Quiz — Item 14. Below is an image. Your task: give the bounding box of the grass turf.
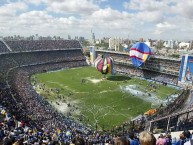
[32,66,179,130]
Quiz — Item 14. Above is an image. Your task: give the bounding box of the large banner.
[90,47,93,62]
[89,46,96,64]
[178,55,193,87]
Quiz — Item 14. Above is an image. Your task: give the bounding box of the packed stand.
[0,109,143,145]
[2,105,193,145]
[9,49,86,66]
[0,49,86,83]
[0,102,142,144]
[5,40,82,52]
[0,41,9,53]
[114,64,178,85]
[5,62,88,128]
[96,50,181,78]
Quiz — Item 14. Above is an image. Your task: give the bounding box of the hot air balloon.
[94,55,114,75]
[129,42,152,68]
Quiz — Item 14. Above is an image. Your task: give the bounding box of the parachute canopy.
[94,55,114,75]
[130,42,152,68]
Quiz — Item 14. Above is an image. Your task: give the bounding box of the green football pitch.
[31,66,180,130]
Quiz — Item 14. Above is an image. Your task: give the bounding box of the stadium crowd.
[2,104,193,145]
[0,50,86,83]
[4,40,82,52]
[114,64,178,85]
[97,51,181,78]
[0,41,9,53]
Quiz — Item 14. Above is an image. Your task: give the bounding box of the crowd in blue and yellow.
[1,104,193,145]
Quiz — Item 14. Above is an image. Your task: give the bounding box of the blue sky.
[99,0,125,10]
[0,0,193,41]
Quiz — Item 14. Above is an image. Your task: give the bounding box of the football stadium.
[0,39,193,144]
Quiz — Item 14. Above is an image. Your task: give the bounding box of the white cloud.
[18,11,53,26]
[95,0,108,4]
[0,0,193,41]
[156,22,175,29]
[154,30,163,35]
[84,7,135,32]
[59,16,80,26]
[26,0,42,5]
[45,0,99,15]
[136,11,164,22]
[91,7,124,21]
[154,21,175,36]
[171,0,193,19]
[0,1,27,16]
[124,0,167,11]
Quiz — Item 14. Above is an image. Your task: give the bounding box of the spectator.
[128,131,139,145]
[114,136,129,145]
[165,134,172,145]
[176,133,185,145]
[139,131,156,145]
[183,130,191,142]
[71,136,85,145]
[172,137,177,145]
[156,134,166,145]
